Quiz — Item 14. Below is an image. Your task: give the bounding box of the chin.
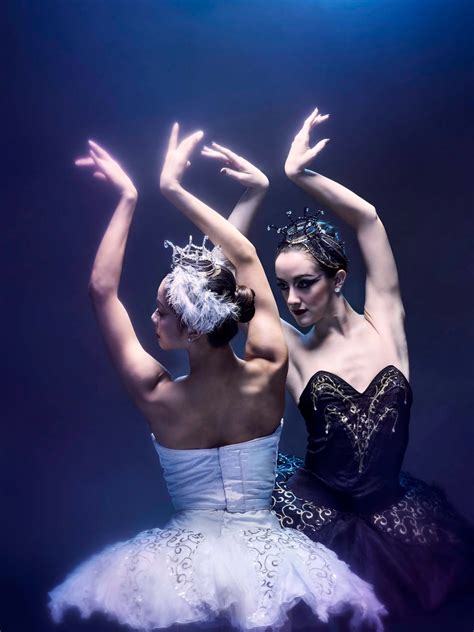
[292,313,314,328]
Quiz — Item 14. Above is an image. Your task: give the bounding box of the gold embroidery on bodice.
[310,366,409,473]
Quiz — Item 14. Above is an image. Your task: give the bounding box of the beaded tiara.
[163,236,239,335]
[268,208,346,271]
[164,235,218,276]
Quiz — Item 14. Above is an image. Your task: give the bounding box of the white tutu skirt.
[49,509,386,631]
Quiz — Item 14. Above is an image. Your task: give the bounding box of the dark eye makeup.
[296,277,320,289]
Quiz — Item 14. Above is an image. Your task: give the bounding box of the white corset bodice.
[152,422,282,512]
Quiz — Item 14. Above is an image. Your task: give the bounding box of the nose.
[287,286,300,306]
[151,310,158,325]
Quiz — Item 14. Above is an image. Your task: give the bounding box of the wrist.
[160,178,183,197]
[284,164,301,180]
[247,181,269,196]
[256,177,270,191]
[120,188,138,202]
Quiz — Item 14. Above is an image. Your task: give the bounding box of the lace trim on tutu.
[371,472,463,545]
[273,454,465,547]
[272,453,338,533]
[49,521,385,631]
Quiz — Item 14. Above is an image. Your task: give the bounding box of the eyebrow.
[156,299,167,310]
[276,274,320,282]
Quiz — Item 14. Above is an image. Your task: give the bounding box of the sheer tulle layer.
[49,510,386,631]
[273,456,474,618]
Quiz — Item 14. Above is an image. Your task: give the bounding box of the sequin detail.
[371,473,462,545]
[122,528,206,621]
[311,366,409,472]
[242,527,337,624]
[273,458,463,547]
[272,453,337,534]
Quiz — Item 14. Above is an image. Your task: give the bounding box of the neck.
[313,295,359,339]
[187,339,239,374]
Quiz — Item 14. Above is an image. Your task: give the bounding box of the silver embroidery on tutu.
[49,424,386,631]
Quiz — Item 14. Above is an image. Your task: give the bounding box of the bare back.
[138,353,286,449]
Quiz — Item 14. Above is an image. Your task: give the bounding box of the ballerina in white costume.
[49,124,385,631]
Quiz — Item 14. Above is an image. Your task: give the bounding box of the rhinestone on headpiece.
[164,235,219,275]
[268,208,346,271]
[163,236,239,335]
[268,207,325,243]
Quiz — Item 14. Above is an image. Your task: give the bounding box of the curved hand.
[75,141,137,198]
[160,123,204,191]
[201,142,269,190]
[284,107,330,178]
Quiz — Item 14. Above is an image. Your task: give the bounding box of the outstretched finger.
[311,113,330,128]
[93,172,107,180]
[167,122,179,152]
[75,157,95,167]
[88,140,112,161]
[180,130,204,156]
[303,107,320,129]
[220,167,248,183]
[201,146,230,162]
[210,142,241,165]
[309,138,330,159]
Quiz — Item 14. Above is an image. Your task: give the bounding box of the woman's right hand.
[284,107,330,179]
[201,142,269,190]
[75,141,137,199]
[160,123,204,193]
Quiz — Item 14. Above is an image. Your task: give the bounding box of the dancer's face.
[151,279,187,350]
[275,249,335,327]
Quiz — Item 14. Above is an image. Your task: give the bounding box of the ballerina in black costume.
[202,108,474,619]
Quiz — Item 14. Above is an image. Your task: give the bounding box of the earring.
[335,287,341,294]
[187,337,193,343]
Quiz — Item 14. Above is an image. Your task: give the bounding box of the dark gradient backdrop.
[3,1,473,631]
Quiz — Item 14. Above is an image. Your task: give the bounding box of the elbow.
[237,241,257,264]
[358,204,379,227]
[88,276,116,301]
[369,205,378,222]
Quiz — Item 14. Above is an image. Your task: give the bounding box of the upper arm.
[357,213,404,319]
[235,251,288,368]
[90,291,170,401]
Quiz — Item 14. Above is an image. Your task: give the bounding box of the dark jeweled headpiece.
[268,208,347,272]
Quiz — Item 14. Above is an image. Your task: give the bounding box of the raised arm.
[159,124,287,367]
[284,108,403,321]
[77,141,169,404]
[201,142,268,235]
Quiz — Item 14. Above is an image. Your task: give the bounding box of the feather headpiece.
[164,236,239,334]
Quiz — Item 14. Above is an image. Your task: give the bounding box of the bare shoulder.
[135,372,181,417]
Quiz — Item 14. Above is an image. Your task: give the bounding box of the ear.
[186,330,202,343]
[334,269,347,294]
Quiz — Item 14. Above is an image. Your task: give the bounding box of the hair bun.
[234,285,256,323]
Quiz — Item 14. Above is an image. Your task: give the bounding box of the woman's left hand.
[284,107,330,178]
[160,123,204,192]
[201,142,269,190]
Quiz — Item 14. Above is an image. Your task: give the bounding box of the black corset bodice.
[274,364,474,617]
[297,365,412,512]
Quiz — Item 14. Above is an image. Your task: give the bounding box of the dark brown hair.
[206,265,255,347]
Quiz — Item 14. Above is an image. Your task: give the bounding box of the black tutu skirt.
[272,454,474,619]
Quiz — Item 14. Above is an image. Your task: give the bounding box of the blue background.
[3,1,473,630]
